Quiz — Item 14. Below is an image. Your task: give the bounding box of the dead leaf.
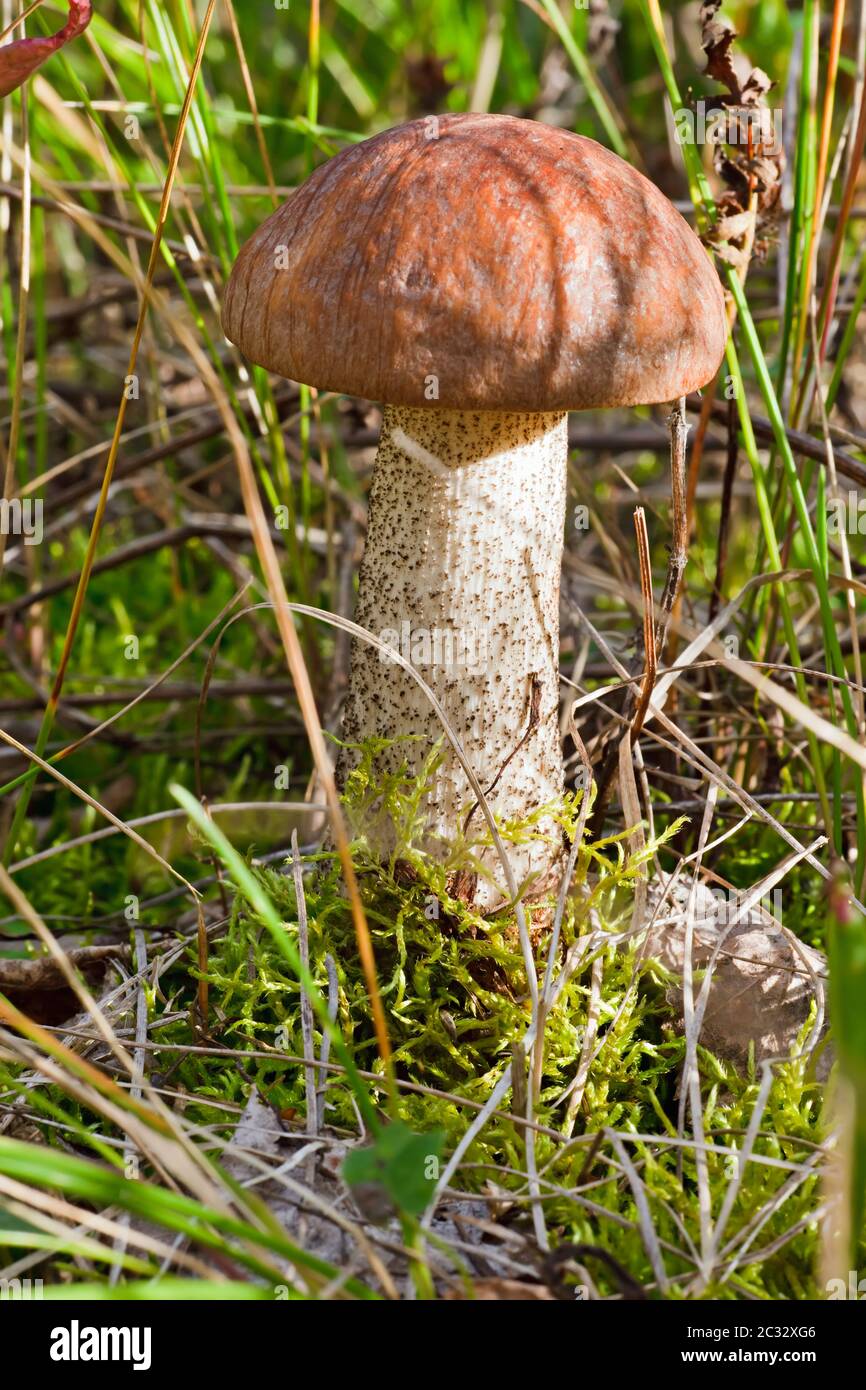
[588,0,619,62]
[0,2,92,100]
[700,2,740,100]
[644,879,830,1077]
[713,209,757,243]
[223,1089,498,1293]
[0,943,128,991]
[697,0,784,258]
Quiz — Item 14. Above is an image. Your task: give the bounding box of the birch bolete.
[223,113,727,909]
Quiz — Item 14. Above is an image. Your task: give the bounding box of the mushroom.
[223,113,727,910]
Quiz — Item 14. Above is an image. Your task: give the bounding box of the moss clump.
[157,741,844,1297]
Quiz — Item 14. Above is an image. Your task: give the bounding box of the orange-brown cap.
[223,114,727,412]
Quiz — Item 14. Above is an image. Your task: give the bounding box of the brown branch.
[687,393,866,490]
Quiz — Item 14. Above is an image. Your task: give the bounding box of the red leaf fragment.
[0,1,92,100]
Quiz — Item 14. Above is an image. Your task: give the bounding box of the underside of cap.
[223,113,728,412]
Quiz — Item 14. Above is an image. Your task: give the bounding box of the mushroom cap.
[223,113,727,412]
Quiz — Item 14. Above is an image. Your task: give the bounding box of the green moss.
[1,743,852,1297]
[158,742,846,1297]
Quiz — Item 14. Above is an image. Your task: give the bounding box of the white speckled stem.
[337,406,567,910]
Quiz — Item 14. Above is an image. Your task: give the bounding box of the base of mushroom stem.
[389,850,565,937]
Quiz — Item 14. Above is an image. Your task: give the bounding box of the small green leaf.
[343,1122,445,1219]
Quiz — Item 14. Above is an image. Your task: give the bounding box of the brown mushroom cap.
[223,113,727,412]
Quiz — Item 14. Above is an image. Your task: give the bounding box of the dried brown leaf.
[645,883,830,1077]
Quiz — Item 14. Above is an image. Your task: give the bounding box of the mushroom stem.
[336,405,567,910]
